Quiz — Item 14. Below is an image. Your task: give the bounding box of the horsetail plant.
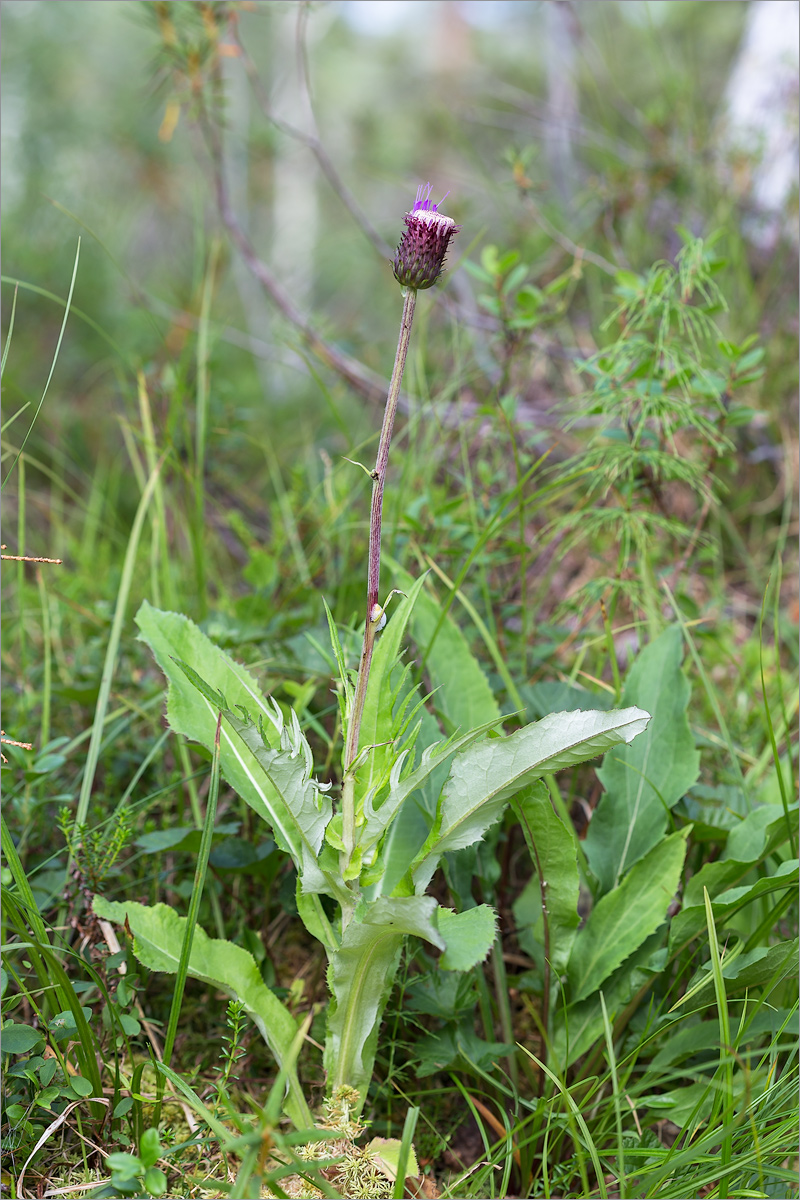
[94,187,651,1182]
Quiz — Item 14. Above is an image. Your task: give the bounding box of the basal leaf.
[324,896,444,1108]
[567,827,689,1003]
[552,933,663,1070]
[585,626,699,893]
[92,896,311,1128]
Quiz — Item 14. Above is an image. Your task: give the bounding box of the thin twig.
[230,11,392,258]
[197,73,388,407]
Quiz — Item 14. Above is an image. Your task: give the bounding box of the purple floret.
[394,183,459,290]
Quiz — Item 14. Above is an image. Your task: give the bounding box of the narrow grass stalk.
[704,887,734,1199]
[519,1045,608,1200]
[662,580,751,805]
[758,570,797,857]
[419,551,526,713]
[2,238,80,489]
[153,712,223,1126]
[0,280,18,376]
[137,369,176,611]
[341,286,417,879]
[35,567,52,748]
[69,458,165,858]
[491,936,519,1091]
[392,1105,420,1199]
[16,451,28,710]
[192,239,221,620]
[600,990,627,1200]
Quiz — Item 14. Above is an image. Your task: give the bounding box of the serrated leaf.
[568,828,689,1003]
[365,1137,419,1183]
[679,937,798,1011]
[585,627,699,893]
[414,1021,515,1078]
[362,718,503,858]
[552,932,664,1070]
[220,706,339,899]
[135,604,297,852]
[437,905,497,971]
[92,897,311,1128]
[376,703,448,898]
[411,707,650,892]
[356,573,430,805]
[325,896,444,1107]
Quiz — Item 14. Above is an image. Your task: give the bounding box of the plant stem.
[341,287,417,873]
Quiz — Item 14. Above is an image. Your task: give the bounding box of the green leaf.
[106,1153,143,1178]
[219,706,338,899]
[136,603,336,884]
[356,572,430,804]
[68,1075,95,1098]
[638,1081,715,1126]
[365,1137,419,1183]
[711,859,799,918]
[552,933,663,1069]
[92,897,312,1129]
[1,1024,45,1054]
[388,563,501,733]
[376,702,449,899]
[144,1167,168,1197]
[437,906,497,971]
[512,781,580,980]
[325,896,444,1106]
[411,707,651,891]
[362,718,504,859]
[585,627,699,893]
[135,822,240,854]
[568,828,690,1003]
[414,1021,515,1078]
[682,938,798,1009]
[139,1128,162,1170]
[669,805,799,950]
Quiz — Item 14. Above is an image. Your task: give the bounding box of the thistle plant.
[93,185,651,1153]
[341,183,459,904]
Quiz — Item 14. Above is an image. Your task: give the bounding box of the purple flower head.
[393,182,460,290]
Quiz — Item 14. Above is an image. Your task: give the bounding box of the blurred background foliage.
[3,0,796,513]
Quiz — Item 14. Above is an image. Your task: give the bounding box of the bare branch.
[230,11,393,259]
[196,64,388,407]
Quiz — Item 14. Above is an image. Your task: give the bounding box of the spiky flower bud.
[392,182,459,290]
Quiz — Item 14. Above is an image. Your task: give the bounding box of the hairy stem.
[340,287,417,874]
